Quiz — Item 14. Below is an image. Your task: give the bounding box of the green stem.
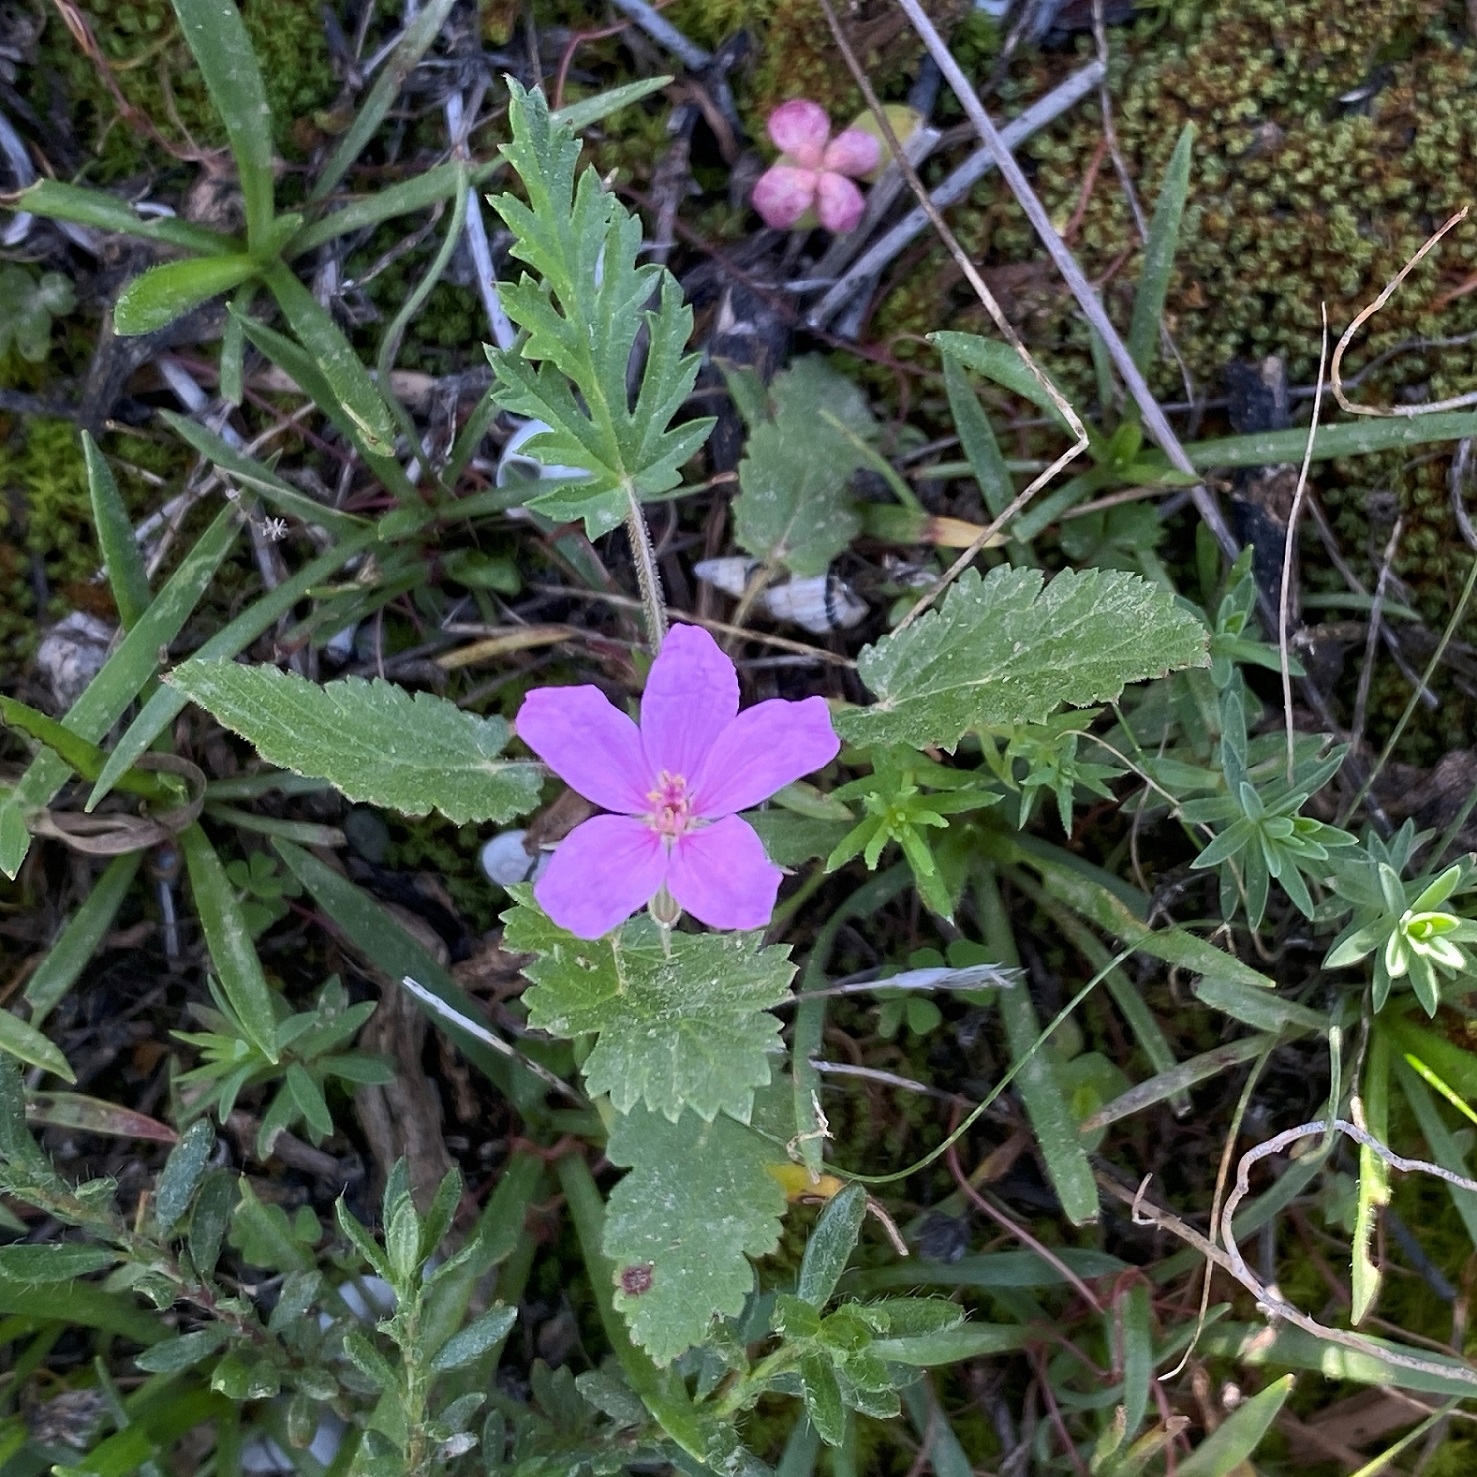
[623,482,667,652]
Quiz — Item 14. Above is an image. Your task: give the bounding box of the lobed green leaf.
[506,900,794,1123]
[603,1105,787,1365]
[732,357,874,576]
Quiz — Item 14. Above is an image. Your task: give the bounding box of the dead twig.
[1280,308,1328,780]
[1331,209,1474,418]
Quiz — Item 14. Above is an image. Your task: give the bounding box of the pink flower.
[751,99,882,234]
[516,625,839,939]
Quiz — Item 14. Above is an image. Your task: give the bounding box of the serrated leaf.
[603,1106,786,1365]
[838,566,1208,749]
[485,81,714,538]
[732,357,874,577]
[168,661,541,824]
[505,902,794,1123]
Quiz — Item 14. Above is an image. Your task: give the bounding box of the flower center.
[646,771,694,838]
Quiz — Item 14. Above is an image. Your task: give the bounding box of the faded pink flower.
[751,98,882,234]
[516,625,839,938]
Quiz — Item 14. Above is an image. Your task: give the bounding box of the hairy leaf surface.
[505,902,793,1123]
[838,566,1207,749]
[733,357,874,576]
[170,661,541,823]
[603,1105,786,1365]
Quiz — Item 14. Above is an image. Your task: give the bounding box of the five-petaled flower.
[516,625,839,938]
[751,99,881,234]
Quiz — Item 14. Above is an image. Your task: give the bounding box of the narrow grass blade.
[234,304,415,500]
[0,697,168,798]
[169,0,275,248]
[179,823,279,1063]
[311,0,461,201]
[0,1010,74,1084]
[158,411,368,536]
[83,433,150,630]
[291,161,498,255]
[900,1382,972,1477]
[1392,1057,1477,1248]
[1172,410,1477,473]
[0,501,241,878]
[941,348,1014,521]
[1174,1374,1292,1477]
[1126,124,1193,377]
[1191,974,1329,1034]
[1080,1036,1271,1133]
[260,263,398,458]
[551,76,673,134]
[978,868,1098,1225]
[1118,1280,1153,1440]
[24,854,141,1026]
[13,180,237,254]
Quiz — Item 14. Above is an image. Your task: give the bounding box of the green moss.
[384,815,504,936]
[24,0,336,183]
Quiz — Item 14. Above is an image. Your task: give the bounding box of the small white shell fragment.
[480,828,540,886]
[495,419,589,488]
[763,574,867,634]
[693,560,868,635]
[36,611,115,711]
[692,556,759,598]
[324,623,358,665]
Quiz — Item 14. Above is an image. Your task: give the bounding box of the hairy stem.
[624,482,667,651]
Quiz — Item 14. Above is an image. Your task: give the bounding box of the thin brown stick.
[946,1128,1105,1315]
[1280,308,1328,781]
[1102,1163,1477,1391]
[1350,518,1405,761]
[892,0,1243,567]
[1331,209,1473,417]
[814,0,1089,629]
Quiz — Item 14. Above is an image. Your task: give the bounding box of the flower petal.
[815,172,866,233]
[692,696,840,817]
[767,99,830,169]
[666,815,782,931]
[752,165,818,230]
[533,815,666,938]
[822,128,881,179]
[516,686,650,813]
[641,624,738,783]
